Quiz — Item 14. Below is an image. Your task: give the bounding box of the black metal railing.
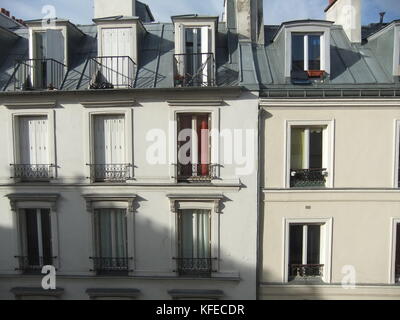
[90,257,132,275]
[290,168,327,188]
[87,56,136,89]
[15,256,56,273]
[11,164,55,181]
[87,164,132,183]
[13,58,66,91]
[173,258,215,277]
[173,53,215,87]
[177,163,217,182]
[289,264,324,279]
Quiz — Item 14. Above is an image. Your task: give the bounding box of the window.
[89,114,131,182]
[92,208,129,275]
[289,224,323,280]
[16,208,54,273]
[12,116,54,181]
[176,209,212,277]
[290,126,328,188]
[395,223,400,283]
[177,113,215,182]
[291,33,322,73]
[284,218,332,283]
[391,219,400,283]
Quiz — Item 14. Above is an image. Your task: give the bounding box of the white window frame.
[83,108,134,181]
[282,24,331,78]
[9,110,56,180]
[291,32,323,71]
[389,218,400,284]
[167,195,223,276]
[83,195,136,275]
[169,106,220,182]
[283,217,333,283]
[284,120,335,188]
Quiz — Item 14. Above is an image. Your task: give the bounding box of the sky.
[1,0,399,26]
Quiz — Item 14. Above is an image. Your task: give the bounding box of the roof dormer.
[273,20,333,83]
[172,15,218,87]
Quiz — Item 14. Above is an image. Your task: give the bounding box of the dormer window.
[172,16,218,87]
[292,33,322,77]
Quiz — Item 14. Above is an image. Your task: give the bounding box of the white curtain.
[181,209,210,259]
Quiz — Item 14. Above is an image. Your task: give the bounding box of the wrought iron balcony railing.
[87,164,132,183]
[177,163,217,182]
[173,53,216,87]
[289,264,324,279]
[12,58,66,91]
[11,164,55,182]
[15,256,56,273]
[173,257,216,277]
[85,56,136,89]
[290,168,328,188]
[90,257,132,275]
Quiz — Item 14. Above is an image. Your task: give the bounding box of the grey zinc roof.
[0,15,399,93]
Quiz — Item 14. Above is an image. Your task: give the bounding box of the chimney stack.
[94,0,136,19]
[325,0,361,43]
[227,0,264,44]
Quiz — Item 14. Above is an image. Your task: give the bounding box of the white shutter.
[19,116,48,165]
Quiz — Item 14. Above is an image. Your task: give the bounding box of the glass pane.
[25,209,39,265]
[291,128,305,170]
[396,224,400,280]
[292,34,304,71]
[114,209,127,258]
[307,225,321,264]
[180,209,210,259]
[40,209,52,263]
[309,128,323,169]
[98,209,112,257]
[308,35,321,70]
[289,225,303,266]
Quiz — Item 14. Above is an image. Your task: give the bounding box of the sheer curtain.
[181,209,210,259]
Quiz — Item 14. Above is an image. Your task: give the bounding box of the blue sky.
[1,0,399,25]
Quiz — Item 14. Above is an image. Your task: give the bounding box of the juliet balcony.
[173,53,215,87]
[15,256,57,274]
[10,58,66,91]
[290,168,328,188]
[89,257,132,275]
[11,164,55,182]
[87,163,132,183]
[176,163,217,183]
[82,56,136,89]
[289,264,324,280]
[173,257,216,277]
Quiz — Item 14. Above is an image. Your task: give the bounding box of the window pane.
[114,209,127,258]
[180,209,210,259]
[309,128,323,169]
[40,209,52,262]
[307,225,321,264]
[98,209,113,257]
[396,223,400,280]
[25,209,39,265]
[291,128,305,169]
[292,34,304,71]
[289,225,303,266]
[308,35,321,70]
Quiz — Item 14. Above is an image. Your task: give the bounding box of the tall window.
[177,209,211,276]
[17,208,53,272]
[13,116,53,181]
[177,113,214,182]
[395,223,400,282]
[289,224,323,280]
[92,208,128,274]
[291,33,321,72]
[90,115,130,182]
[290,126,327,188]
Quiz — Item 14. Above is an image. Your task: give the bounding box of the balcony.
[85,56,136,89]
[15,256,56,274]
[177,163,217,183]
[173,53,215,87]
[87,164,132,183]
[173,258,216,277]
[289,264,324,280]
[12,59,66,91]
[11,164,55,182]
[90,257,132,275]
[290,168,327,188]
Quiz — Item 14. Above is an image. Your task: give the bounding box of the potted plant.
[174,74,185,87]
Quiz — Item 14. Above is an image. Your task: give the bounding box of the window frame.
[389,218,400,284]
[393,120,400,188]
[291,32,323,72]
[283,217,333,283]
[285,120,335,188]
